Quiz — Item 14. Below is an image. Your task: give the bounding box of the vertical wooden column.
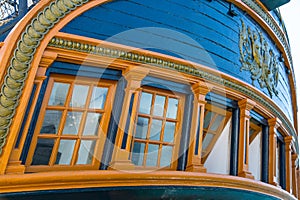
[284,136,292,192]
[291,154,298,198]
[5,51,56,174]
[237,99,255,179]
[268,118,281,186]
[186,81,211,172]
[109,67,149,170]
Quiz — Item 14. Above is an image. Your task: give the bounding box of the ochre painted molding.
[46,33,298,155]
[0,0,298,176]
[0,170,296,199]
[0,0,115,175]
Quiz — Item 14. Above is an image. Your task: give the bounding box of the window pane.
[249,128,255,138]
[32,139,55,165]
[77,140,96,165]
[153,95,165,117]
[83,113,102,136]
[70,85,89,108]
[146,144,159,166]
[48,82,70,106]
[166,98,178,119]
[139,92,152,114]
[149,119,162,141]
[40,110,62,134]
[55,139,76,165]
[210,115,224,131]
[135,117,149,139]
[89,87,108,109]
[132,142,145,166]
[160,146,173,167]
[203,111,214,129]
[62,112,83,135]
[202,133,214,150]
[163,122,175,142]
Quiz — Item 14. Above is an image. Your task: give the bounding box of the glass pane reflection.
[210,115,224,131]
[55,140,76,165]
[203,111,214,129]
[146,144,159,166]
[40,110,62,134]
[153,95,165,116]
[149,119,162,141]
[160,146,173,167]
[202,133,214,150]
[139,92,152,114]
[89,87,108,109]
[77,140,96,164]
[163,122,175,142]
[83,113,102,136]
[32,138,55,165]
[135,117,149,139]
[132,142,145,166]
[166,98,178,119]
[70,85,89,107]
[48,82,70,106]
[62,112,83,135]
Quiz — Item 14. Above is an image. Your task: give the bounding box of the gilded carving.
[239,20,279,97]
[0,0,89,155]
[0,0,297,157]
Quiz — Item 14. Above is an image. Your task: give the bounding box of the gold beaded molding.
[0,0,89,155]
[0,0,298,157]
[48,36,298,153]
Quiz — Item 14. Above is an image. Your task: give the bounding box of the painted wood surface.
[60,0,294,123]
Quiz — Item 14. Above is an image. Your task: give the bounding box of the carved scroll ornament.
[239,20,279,97]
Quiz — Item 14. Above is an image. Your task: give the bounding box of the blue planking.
[60,0,294,123]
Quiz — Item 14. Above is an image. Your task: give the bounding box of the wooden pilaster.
[291,153,298,197]
[186,81,212,172]
[5,51,56,174]
[284,136,292,192]
[268,118,282,186]
[237,99,255,179]
[109,67,149,170]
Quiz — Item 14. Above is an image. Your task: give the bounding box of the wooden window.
[249,122,262,144]
[201,104,231,162]
[248,121,263,180]
[130,87,184,169]
[276,136,286,188]
[25,74,115,172]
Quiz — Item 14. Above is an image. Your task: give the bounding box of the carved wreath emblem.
[239,20,279,97]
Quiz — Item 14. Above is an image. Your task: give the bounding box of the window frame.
[201,103,232,163]
[25,74,116,172]
[129,86,185,170]
[249,122,262,144]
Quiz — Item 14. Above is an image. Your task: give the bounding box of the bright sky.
[280,1,300,130]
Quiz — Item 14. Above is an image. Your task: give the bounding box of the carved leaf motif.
[239,19,279,98]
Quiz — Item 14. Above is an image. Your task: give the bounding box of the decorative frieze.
[47,37,298,155]
[0,0,89,156]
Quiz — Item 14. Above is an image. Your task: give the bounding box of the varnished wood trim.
[47,33,298,152]
[0,171,296,200]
